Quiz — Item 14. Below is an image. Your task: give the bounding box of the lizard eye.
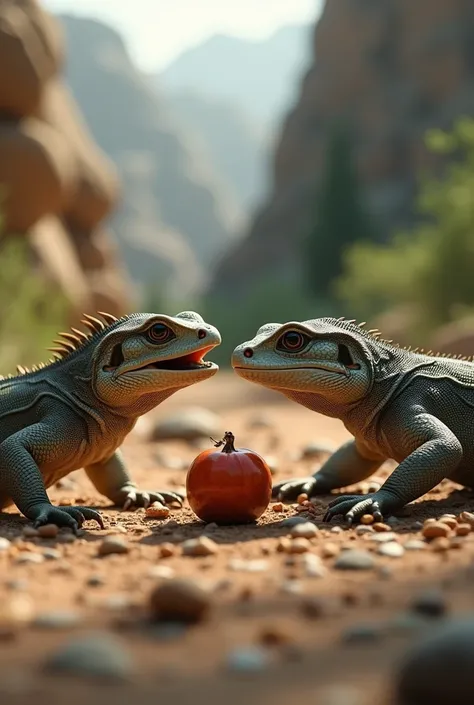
[147,323,174,345]
[276,330,310,353]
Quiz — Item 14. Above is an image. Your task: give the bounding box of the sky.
[43,0,323,73]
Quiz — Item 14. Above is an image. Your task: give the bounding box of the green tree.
[304,121,376,300]
[336,117,474,337]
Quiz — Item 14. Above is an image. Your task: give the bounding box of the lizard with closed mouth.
[232,317,474,523]
[0,310,221,532]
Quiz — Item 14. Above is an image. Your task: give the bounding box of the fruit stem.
[210,431,236,453]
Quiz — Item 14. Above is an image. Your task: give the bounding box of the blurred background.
[1,0,474,372]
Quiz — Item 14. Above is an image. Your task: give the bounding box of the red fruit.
[186,431,272,524]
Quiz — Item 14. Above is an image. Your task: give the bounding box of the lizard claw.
[272,476,328,501]
[119,487,184,510]
[30,504,104,531]
[323,491,397,524]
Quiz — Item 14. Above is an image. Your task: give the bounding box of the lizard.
[231,316,474,524]
[0,310,221,532]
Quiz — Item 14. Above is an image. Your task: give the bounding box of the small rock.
[300,597,328,619]
[57,533,76,544]
[149,578,211,623]
[341,623,383,643]
[203,522,219,531]
[181,537,218,557]
[5,579,29,592]
[271,502,284,513]
[0,595,35,628]
[373,522,391,532]
[87,574,106,587]
[228,559,269,572]
[14,552,44,565]
[145,502,170,519]
[150,407,222,442]
[42,548,61,561]
[290,522,318,538]
[377,542,405,558]
[98,537,130,556]
[147,565,175,580]
[280,579,303,594]
[422,521,451,539]
[297,493,309,504]
[22,527,38,538]
[360,514,374,525]
[281,516,307,527]
[300,441,335,460]
[258,624,294,647]
[45,632,133,680]
[226,646,270,673]
[0,537,11,551]
[286,538,310,554]
[321,542,339,558]
[394,618,474,704]
[459,511,474,527]
[456,523,471,536]
[431,537,451,552]
[303,554,327,578]
[37,524,59,539]
[158,543,176,558]
[33,611,81,630]
[410,589,447,618]
[104,594,133,611]
[330,526,343,534]
[386,516,400,526]
[355,525,374,535]
[369,531,397,543]
[335,550,375,571]
[438,515,457,530]
[404,539,427,551]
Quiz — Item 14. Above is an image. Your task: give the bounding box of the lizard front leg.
[85,449,184,510]
[0,426,104,532]
[272,439,387,501]
[324,413,463,523]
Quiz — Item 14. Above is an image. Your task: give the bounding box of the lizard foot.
[30,504,104,533]
[116,485,185,511]
[323,490,400,524]
[272,476,330,501]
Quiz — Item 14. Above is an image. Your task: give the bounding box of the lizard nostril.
[197,329,207,339]
[243,347,254,358]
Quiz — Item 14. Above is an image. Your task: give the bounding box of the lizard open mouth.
[104,345,216,374]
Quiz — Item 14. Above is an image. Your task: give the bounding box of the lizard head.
[92,311,221,411]
[232,318,376,413]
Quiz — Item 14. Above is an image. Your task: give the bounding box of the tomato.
[186,431,272,524]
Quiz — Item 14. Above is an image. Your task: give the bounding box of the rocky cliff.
[211,0,474,298]
[0,0,130,317]
[58,15,241,299]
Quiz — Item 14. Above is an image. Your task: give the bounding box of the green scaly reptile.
[232,317,474,523]
[0,311,220,531]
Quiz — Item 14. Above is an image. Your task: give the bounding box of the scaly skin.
[0,311,221,532]
[232,317,474,523]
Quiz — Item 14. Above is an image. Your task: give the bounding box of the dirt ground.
[0,372,473,705]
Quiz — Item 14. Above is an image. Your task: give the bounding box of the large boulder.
[0,0,64,117]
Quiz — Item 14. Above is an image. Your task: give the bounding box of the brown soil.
[1,372,473,705]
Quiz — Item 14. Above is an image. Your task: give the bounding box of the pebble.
[459,511,474,527]
[87,574,106,587]
[225,646,270,673]
[22,527,38,538]
[290,522,318,538]
[360,514,374,525]
[37,524,59,539]
[330,525,343,534]
[33,611,82,630]
[0,537,11,551]
[98,536,130,556]
[104,594,132,611]
[422,521,450,539]
[5,579,29,592]
[158,543,176,558]
[57,533,76,544]
[297,493,308,505]
[404,539,426,551]
[377,542,405,558]
[286,538,311,554]
[355,525,373,535]
[321,542,339,558]
[149,578,211,623]
[410,589,447,618]
[369,532,397,543]
[373,522,391,532]
[303,554,327,578]
[395,618,474,704]
[145,503,170,519]
[147,565,176,580]
[14,552,44,565]
[181,536,218,557]
[271,502,284,512]
[300,441,335,460]
[439,515,457,530]
[341,623,383,643]
[150,407,222,441]
[456,523,471,536]
[335,550,375,571]
[300,597,328,619]
[44,632,134,680]
[228,559,269,572]
[42,548,61,561]
[0,595,35,628]
[431,537,451,552]
[281,516,307,527]
[280,580,303,594]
